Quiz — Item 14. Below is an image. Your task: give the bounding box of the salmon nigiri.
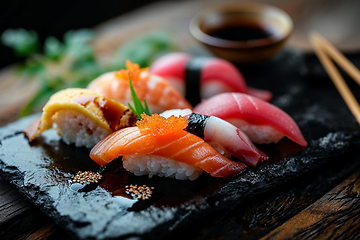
[90,114,247,180]
[149,52,272,105]
[193,93,308,147]
[87,60,192,113]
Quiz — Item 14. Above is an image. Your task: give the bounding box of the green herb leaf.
[64,29,95,59]
[64,29,94,46]
[1,29,39,56]
[4,28,177,117]
[128,74,151,119]
[44,36,64,60]
[143,99,151,116]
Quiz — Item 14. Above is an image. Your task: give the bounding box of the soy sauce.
[210,25,273,41]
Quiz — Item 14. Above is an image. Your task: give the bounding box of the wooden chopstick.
[309,32,360,124]
[313,33,360,85]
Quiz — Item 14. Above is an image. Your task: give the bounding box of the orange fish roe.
[115,60,149,81]
[137,113,188,136]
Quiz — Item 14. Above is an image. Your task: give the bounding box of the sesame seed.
[124,184,154,200]
[72,171,102,185]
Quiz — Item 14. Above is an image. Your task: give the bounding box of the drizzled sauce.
[67,139,304,211]
[68,158,223,211]
[96,98,126,131]
[71,93,137,131]
[69,160,160,210]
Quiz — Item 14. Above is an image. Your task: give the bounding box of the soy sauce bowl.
[189,2,293,64]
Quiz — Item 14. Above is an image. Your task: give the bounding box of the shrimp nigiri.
[149,52,272,105]
[87,60,192,113]
[90,114,247,180]
[193,93,308,147]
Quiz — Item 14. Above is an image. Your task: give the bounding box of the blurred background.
[1,0,360,68]
[0,0,360,123]
[0,0,169,69]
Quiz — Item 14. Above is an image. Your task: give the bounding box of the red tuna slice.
[193,93,308,147]
[149,52,272,102]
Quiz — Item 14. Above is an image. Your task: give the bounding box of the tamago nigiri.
[87,60,192,113]
[23,88,137,148]
[194,93,308,147]
[90,114,247,180]
[149,52,273,105]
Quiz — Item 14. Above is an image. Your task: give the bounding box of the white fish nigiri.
[193,93,308,147]
[160,109,269,167]
[186,113,268,167]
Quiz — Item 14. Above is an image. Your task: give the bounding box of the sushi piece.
[193,93,308,147]
[149,52,272,105]
[90,114,247,180]
[159,109,268,166]
[186,113,268,167]
[87,60,192,113]
[23,88,137,148]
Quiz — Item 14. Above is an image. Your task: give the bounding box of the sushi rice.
[228,119,284,144]
[123,154,203,181]
[54,110,111,148]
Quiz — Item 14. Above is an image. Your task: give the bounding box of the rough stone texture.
[1,49,360,240]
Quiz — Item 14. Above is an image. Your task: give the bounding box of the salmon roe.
[137,113,188,136]
[115,60,148,81]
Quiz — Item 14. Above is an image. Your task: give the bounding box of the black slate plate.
[1,48,360,240]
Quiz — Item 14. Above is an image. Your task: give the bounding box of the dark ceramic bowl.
[189,2,293,64]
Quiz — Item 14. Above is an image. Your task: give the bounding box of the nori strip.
[184,57,208,106]
[186,113,210,139]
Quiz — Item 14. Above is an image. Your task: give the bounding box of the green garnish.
[1,29,175,116]
[1,29,39,56]
[128,74,151,119]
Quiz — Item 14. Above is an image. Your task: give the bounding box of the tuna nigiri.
[87,60,192,113]
[193,93,308,147]
[23,88,137,148]
[90,114,247,180]
[149,52,272,105]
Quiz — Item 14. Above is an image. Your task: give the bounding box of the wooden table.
[1,1,360,239]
